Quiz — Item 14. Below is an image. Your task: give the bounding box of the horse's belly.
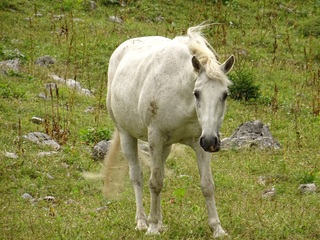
[110,96,148,140]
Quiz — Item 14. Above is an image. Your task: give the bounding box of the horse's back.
[108,36,170,81]
[107,35,197,141]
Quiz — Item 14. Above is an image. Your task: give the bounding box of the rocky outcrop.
[221,120,281,150]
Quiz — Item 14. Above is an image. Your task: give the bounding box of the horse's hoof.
[213,226,228,239]
[135,220,148,231]
[145,224,160,235]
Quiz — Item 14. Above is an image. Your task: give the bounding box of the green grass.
[1,0,320,239]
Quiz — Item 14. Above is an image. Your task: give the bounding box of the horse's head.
[192,55,235,152]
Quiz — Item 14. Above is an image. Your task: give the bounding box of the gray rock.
[38,151,58,157]
[21,193,34,200]
[298,183,317,194]
[23,132,61,150]
[96,206,108,212]
[85,106,95,114]
[221,120,281,150]
[66,79,82,91]
[38,92,51,100]
[90,1,97,10]
[45,83,58,91]
[81,88,92,96]
[155,16,165,22]
[109,16,123,24]
[35,55,55,66]
[34,12,43,17]
[49,74,65,83]
[53,14,64,20]
[0,59,20,74]
[92,140,111,161]
[49,74,92,96]
[262,187,276,199]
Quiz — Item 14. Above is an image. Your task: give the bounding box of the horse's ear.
[221,55,235,74]
[192,56,202,72]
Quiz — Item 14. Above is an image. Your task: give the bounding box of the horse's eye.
[193,90,200,99]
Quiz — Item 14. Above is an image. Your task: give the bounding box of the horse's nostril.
[200,136,206,149]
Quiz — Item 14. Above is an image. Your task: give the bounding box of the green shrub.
[299,17,320,37]
[229,70,260,101]
[0,83,26,99]
[79,128,112,145]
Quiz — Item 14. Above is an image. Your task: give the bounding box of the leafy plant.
[229,70,260,101]
[80,128,112,145]
[1,48,26,61]
[0,83,26,99]
[299,17,320,37]
[299,169,320,184]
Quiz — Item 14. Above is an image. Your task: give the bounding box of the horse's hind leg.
[119,131,147,230]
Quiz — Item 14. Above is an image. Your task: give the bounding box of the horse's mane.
[187,24,231,85]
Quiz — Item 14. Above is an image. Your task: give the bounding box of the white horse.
[104,24,235,238]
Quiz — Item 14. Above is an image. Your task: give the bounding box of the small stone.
[31,116,44,124]
[38,92,50,100]
[53,14,64,20]
[34,12,43,17]
[90,1,97,10]
[38,151,58,157]
[65,199,78,204]
[85,106,94,114]
[5,151,18,159]
[96,206,108,212]
[62,162,70,168]
[109,16,123,24]
[262,187,276,199]
[21,193,33,200]
[233,48,249,56]
[42,196,56,202]
[81,88,92,96]
[155,16,164,22]
[73,18,84,22]
[46,173,55,179]
[298,183,317,194]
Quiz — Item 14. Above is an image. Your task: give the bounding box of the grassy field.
[1,0,320,239]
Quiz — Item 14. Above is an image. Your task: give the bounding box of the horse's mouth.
[208,145,221,152]
[201,144,221,153]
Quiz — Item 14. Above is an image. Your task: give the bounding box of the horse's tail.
[102,130,127,197]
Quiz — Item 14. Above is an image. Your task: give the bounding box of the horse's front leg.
[146,134,171,235]
[194,145,227,238]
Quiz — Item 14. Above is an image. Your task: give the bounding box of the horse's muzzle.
[200,135,221,152]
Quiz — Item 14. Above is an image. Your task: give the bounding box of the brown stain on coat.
[150,100,159,116]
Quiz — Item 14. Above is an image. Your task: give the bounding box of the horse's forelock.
[187,24,230,86]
